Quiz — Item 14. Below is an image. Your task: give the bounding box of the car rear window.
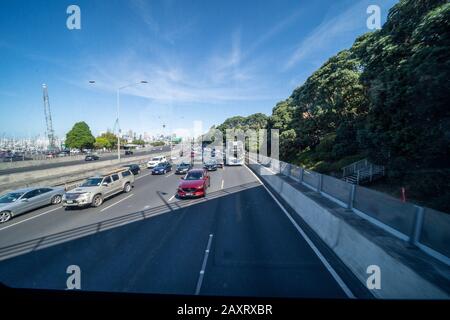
[122,171,131,177]
[112,174,120,181]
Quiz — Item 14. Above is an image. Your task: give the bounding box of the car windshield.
[0,192,24,203]
[151,157,160,161]
[80,178,103,187]
[178,163,189,168]
[155,163,166,168]
[185,172,203,180]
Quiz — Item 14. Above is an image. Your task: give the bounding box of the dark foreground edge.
[1,284,447,318]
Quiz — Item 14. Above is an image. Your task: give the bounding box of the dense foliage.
[94,131,118,149]
[65,122,95,150]
[215,0,450,211]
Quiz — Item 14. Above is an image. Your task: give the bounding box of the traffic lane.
[219,164,256,189]
[0,177,227,293]
[95,169,185,217]
[0,168,173,248]
[0,165,252,290]
[0,201,63,233]
[0,162,220,250]
[95,163,226,220]
[0,146,171,175]
[0,165,347,297]
[200,172,348,298]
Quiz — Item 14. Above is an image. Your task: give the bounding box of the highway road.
[0,146,172,175]
[0,161,362,298]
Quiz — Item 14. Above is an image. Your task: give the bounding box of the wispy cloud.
[80,49,274,104]
[284,0,372,70]
[78,4,310,106]
[130,0,196,45]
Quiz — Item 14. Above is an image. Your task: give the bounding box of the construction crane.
[42,84,56,150]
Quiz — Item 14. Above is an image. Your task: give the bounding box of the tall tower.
[42,84,56,150]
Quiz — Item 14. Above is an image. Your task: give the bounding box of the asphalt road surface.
[0,146,172,175]
[0,161,359,298]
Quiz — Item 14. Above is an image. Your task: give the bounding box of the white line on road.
[0,206,62,231]
[244,164,355,299]
[195,233,214,295]
[166,172,175,177]
[221,179,224,189]
[100,194,134,212]
[136,172,152,180]
[168,195,175,202]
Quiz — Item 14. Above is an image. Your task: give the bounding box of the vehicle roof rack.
[104,167,129,176]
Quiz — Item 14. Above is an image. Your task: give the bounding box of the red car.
[177,169,210,198]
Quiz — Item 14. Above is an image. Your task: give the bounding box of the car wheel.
[92,194,103,207]
[0,211,12,223]
[123,183,132,193]
[51,194,62,205]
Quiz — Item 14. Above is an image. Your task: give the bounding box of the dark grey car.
[0,187,65,223]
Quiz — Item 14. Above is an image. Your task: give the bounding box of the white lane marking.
[100,194,134,212]
[136,172,152,180]
[195,233,214,295]
[221,179,224,189]
[166,172,175,177]
[168,195,175,202]
[0,206,62,231]
[244,164,355,299]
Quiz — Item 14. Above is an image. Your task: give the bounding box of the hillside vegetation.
[214,0,450,212]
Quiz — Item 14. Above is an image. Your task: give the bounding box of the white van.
[147,155,167,168]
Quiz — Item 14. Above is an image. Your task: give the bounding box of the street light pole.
[89,80,148,161]
[116,89,121,160]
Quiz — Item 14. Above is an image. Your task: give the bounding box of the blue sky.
[0,0,397,139]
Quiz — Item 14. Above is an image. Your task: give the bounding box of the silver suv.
[63,168,135,209]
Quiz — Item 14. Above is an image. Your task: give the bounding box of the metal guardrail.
[249,153,450,266]
[342,158,369,177]
[342,158,385,185]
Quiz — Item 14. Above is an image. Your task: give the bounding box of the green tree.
[132,139,145,146]
[99,131,118,149]
[65,122,95,150]
[94,136,111,149]
[290,48,367,154]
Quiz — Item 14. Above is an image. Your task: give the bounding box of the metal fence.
[250,153,450,265]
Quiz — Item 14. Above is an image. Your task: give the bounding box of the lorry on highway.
[62,168,134,209]
[147,155,167,169]
[225,140,244,166]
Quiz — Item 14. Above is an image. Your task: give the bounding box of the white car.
[147,156,167,169]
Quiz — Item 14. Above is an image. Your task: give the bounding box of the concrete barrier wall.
[253,154,450,265]
[0,155,86,170]
[420,208,450,258]
[248,158,449,299]
[0,148,154,171]
[0,151,171,193]
[0,154,151,184]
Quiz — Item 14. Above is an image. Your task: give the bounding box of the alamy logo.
[66,5,81,30]
[366,265,381,290]
[66,265,81,289]
[366,5,381,30]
